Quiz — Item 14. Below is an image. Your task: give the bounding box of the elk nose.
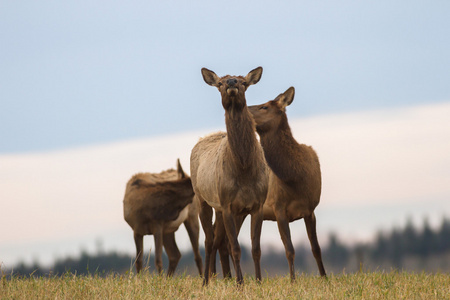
[227,78,238,87]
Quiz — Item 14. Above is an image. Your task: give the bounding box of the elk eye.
[242,81,247,86]
[217,82,223,87]
[260,106,268,110]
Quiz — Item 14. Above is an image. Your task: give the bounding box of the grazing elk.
[190,67,269,285]
[123,159,203,276]
[248,87,326,280]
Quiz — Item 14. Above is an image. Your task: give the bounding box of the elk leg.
[224,214,245,277]
[234,214,247,233]
[153,227,164,275]
[133,232,144,273]
[304,212,326,277]
[184,215,203,276]
[213,211,231,278]
[275,210,296,282]
[199,200,214,285]
[163,232,181,277]
[210,216,219,276]
[218,239,232,279]
[222,210,244,285]
[210,213,221,277]
[250,209,264,282]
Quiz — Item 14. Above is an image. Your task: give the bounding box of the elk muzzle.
[227,78,238,86]
[225,78,238,95]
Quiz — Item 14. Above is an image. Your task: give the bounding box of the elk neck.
[258,116,299,183]
[224,99,261,170]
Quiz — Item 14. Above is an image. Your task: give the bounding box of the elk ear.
[176,159,186,179]
[245,67,263,86]
[201,68,220,86]
[277,87,295,110]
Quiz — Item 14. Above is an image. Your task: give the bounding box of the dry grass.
[1,271,449,299]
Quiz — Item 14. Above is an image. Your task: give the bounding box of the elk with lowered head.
[123,159,203,276]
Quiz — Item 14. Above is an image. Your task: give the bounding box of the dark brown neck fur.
[258,114,300,183]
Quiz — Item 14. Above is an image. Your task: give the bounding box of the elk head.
[248,87,295,134]
[201,67,263,110]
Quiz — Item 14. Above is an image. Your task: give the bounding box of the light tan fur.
[191,67,268,285]
[123,159,203,276]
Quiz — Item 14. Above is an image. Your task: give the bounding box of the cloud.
[1,102,449,266]
[298,102,450,207]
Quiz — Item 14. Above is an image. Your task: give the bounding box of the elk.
[248,86,326,280]
[123,159,203,276]
[190,67,269,285]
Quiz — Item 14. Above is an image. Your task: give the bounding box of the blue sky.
[1,1,449,153]
[1,1,450,269]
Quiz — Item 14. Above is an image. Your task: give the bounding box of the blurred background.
[1,1,449,276]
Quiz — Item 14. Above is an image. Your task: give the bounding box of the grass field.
[1,271,449,299]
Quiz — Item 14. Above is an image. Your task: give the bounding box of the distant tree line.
[3,216,449,278]
[363,216,450,271]
[322,216,450,273]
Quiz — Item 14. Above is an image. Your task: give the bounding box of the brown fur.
[123,159,203,276]
[191,67,269,285]
[248,87,326,280]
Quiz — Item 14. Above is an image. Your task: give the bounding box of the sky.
[1,1,450,269]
